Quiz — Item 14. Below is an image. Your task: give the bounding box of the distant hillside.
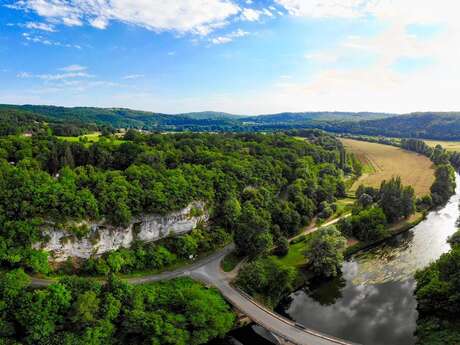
[179,111,243,120]
[323,112,460,140]
[3,104,460,139]
[0,104,240,132]
[0,104,399,132]
[243,111,395,123]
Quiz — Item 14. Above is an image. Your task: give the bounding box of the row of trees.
[400,139,457,207]
[0,271,235,345]
[338,177,416,243]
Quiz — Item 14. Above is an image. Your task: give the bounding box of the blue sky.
[0,0,459,114]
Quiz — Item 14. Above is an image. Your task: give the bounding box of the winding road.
[30,216,355,345]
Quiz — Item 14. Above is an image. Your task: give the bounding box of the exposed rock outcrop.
[33,201,208,262]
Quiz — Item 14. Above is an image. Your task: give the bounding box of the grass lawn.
[316,197,354,226]
[271,237,310,268]
[58,132,126,147]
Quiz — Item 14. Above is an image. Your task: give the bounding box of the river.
[212,173,460,345]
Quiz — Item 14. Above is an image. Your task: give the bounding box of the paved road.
[29,244,235,287]
[191,248,356,345]
[30,217,356,345]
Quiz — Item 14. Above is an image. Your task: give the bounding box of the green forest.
[0,271,235,345]
[1,107,460,344]
[6,104,460,140]
[0,119,360,344]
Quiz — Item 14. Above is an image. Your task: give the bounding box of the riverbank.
[244,209,427,309]
[344,211,426,257]
[274,173,460,345]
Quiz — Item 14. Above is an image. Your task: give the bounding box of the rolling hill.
[3,104,460,140]
[322,112,460,140]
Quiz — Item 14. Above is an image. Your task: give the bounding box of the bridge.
[190,245,356,345]
[30,216,356,345]
[31,243,356,345]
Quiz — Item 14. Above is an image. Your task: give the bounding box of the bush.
[236,257,296,306]
[339,207,388,242]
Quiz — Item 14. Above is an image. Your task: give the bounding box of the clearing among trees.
[341,138,435,197]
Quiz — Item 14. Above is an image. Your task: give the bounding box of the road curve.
[190,247,357,345]
[30,217,357,345]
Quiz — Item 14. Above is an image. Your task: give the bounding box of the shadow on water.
[210,173,460,345]
[208,324,277,345]
[276,173,460,345]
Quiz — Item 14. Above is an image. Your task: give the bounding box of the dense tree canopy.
[0,130,352,272]
[235,257,296,307]
[305,226,347,278]
[415,241,460,344]
[0,272,235,345]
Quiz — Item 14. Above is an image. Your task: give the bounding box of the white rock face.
[33,201,208,262]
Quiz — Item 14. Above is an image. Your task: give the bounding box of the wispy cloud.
[241,8,262,21]
[122,74,144,80]
[9,0,243,35]
[22,32,81,49]
[210,29,249,44]
[17,70,93,81]
[24,22,56,32]
[59,65,87,72]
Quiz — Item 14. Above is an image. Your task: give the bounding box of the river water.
[213,173,460,345]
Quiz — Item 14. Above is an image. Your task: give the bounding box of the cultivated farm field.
[341,138,435,197]
[424,140,460,152]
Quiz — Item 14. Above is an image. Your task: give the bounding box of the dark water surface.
[212,173,460,345]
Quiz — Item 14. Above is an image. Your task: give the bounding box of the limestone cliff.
[33,201,208,262]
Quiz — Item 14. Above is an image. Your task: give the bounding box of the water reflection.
[208,324,276,345]
[278,173,460,345]
[278,263,418,345]
[211,174,460,345]
[351,187,460,285]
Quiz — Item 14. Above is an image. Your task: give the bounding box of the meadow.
[57,132,126,146]
[341,138,435,197]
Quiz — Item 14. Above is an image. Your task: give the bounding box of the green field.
[271,236,311,268]
[58,132,126,146]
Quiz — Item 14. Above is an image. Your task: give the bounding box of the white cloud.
[122,74,144,80]
[241,8,261,21]
[24,21,56,32]
[37,72,93,80]
[16,70,93,81]
[21,32,81,48]
[11,0,241,35]
[210,29,249,44]
[305,52,339,64]
[275,0,366,18]
[250,0,460,113]
[59,64,87,72]
[16,71,32,78]
[275,0,460,26]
